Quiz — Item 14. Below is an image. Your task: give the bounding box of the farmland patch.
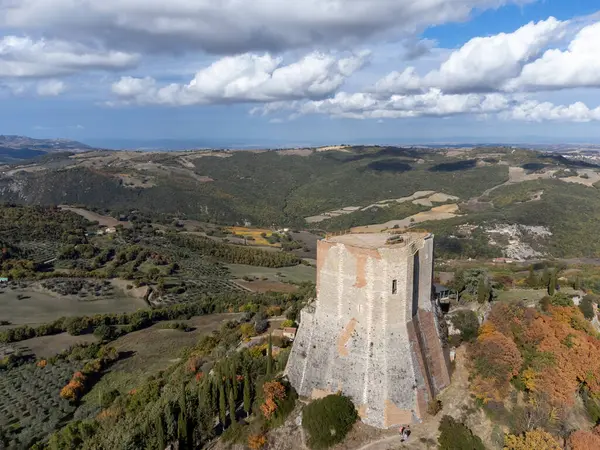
[227,263,316,284]
[0,283,146,327]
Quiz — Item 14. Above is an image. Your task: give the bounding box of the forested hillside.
[3,145,600,258]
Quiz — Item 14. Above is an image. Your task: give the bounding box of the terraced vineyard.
[0,361,81,447]
[153,279,247,306]
[18,241,61,264]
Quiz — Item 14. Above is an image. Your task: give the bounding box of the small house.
[433,284,451,301]
[282,327,297,341]
[271,329,284,339]
[0,277,8,284]
[105,227,117,234]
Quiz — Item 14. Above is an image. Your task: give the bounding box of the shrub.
[248,434,267,450]
[438,415,484,450]
[302,394,358,449]
[281,319,295,328]
[254,319,269,334]
[580,295,596,320]
[100,389,120,408]
[581,386,600,423]
[426,398,442,416]
[240,323,256,338]
[551,293,573,307]
[65,317,90,336]
[540,296,551,312]
[449,310,479,342]
[93,324,116,341]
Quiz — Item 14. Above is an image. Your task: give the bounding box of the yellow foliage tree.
[521,368,537,392]
[504,429,561,450]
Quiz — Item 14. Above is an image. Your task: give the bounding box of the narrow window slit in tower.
[392,279,397,294]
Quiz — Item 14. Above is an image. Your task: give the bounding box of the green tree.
[449,310,480,342]
[438,415,485,450]
[302,394,358,449]
[243,369,251,417]
[548,271,556,296]
[219,380,227,426]
[177,408,187,449]
[228,385,237,429]
[526,266,539,288]
[267,333,273,377]
[541,267,551,287]
[156,415,166,450]
[579,295,595,320]
[477,276,489,304]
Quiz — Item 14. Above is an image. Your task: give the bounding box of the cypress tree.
[231,360,239,399]
[210,378,218,412]
[156,415,166,450]
[266,333,273,377]
[541,266,551,287]
[477,276,488,304]
[526,266,537,288]
[574,276,581,291]
[178,384,189,449]
[228,384,237,428]
[548,271,556,296]
[243,369,251,417]
[219,380,227,426]
[177,408,187,449]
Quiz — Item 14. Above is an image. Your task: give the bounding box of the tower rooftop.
[325,231,430,250]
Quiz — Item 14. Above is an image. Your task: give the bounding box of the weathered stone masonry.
[285,231,450,429]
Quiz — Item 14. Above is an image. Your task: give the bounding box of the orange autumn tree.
[248,434,267,450]
[260,381,286,419]
[469,329,522,403]
[569,429,600,450]
[60,372,87,401]
[469,302,600,408]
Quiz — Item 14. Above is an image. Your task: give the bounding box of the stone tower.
[285,231,450,429]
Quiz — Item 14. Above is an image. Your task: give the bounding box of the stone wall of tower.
[285,234,450,429]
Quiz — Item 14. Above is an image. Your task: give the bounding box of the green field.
[82,313,242,400]
[496,287,580,303]
[15,333,98,358]
[227,263,316,284]
[0,284,147,327]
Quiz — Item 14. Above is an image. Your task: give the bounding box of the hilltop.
[3,144,600,259]
[0,135,92,163]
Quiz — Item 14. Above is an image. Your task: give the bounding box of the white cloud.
[257,89,512,119]
[0,36,140,78]
[111,51,370,105]
[1,0,534,55]
[36,79,66,96]
[502,100,600,122]
[373,17,567,95]
[506,22,600,91]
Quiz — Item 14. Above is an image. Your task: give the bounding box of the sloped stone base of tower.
[284,232,450,429]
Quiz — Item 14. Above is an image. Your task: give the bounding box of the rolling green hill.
[3,145,600,258]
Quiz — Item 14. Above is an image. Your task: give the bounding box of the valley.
[2,143,600,449]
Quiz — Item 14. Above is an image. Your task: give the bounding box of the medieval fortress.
[285,231,450,429]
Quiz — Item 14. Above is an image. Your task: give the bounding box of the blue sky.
[1,0,600,148]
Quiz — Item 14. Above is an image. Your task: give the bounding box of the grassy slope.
[0,147,510,227]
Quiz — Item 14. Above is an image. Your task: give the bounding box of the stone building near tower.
[285,231,450,429]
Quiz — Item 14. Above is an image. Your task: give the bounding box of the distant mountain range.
[0,135,93,163]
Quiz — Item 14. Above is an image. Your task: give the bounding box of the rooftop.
[325,231,430,249]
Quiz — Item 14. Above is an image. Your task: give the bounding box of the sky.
[1,0,600,148]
